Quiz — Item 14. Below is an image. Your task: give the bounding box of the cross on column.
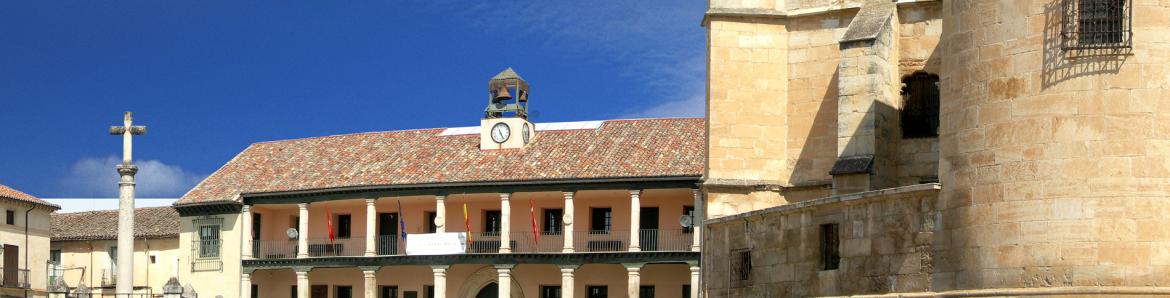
[108,111,146,295]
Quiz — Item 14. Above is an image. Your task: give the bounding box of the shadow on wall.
[1041,1,1129,89]
[790,69,840,187]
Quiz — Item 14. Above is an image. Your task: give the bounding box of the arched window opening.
[901,72,940,138]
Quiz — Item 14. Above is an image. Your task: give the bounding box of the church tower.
[480,67,536,150]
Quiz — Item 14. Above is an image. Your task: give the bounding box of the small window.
[336,214,352,239]
[586,286,608,298]
[683,206,695,234]
[542,209,563,235]
[1062,0,1131,49]
[252,213,262,241]
[682,285,691,298]
[426,212,438,233]
[251,284,258,298]
[50,250,61,265]
[639,286,655,298]
[425,285,435,298]
[149,255,157,264]
[822,223,840,270]
[195,218,223,259]
[540,285,562,298]
[731,249,751,283]
[590,208,612,234]
[5,210,13,225]
[290,286,297,298]
[336,286,353,298]
[381,286,399,298]
[484,211,502,236]
[901,72,940,139]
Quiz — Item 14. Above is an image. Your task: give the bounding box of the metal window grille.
[1062,0,1132,50]
[730,249,751,283]
[191,217,224,272]
[822,224,840,270]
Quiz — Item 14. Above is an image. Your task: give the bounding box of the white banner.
[405,232,468,255]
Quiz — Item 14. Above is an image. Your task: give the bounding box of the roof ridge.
[250,127,445,145]
[55,205,174,215]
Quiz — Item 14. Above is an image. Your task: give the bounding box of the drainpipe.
[24,205,34,298]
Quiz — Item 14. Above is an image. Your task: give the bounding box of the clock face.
[491,122,510,143]
[522,123,531,144]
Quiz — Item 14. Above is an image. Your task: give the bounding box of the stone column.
[242,205,254,259]
[562,191,575,253]
[689,264,701,298]
[240,270,252,298]
[559,265,578,298]
[115,164,137,295]
[48,277,69,298]
[297,203,310,258]
[295,267,311,298]
[499,193,512,253]
[691,189,702,252]
[365,199,377,256]
[361,266,379,298]
[496,264,515,298]
[432,265,449,298]
[435,195,446,233]
[628,190,641,252]
[624,263,643,298]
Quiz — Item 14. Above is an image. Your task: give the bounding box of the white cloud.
[437,1,707,118]
[61,156,205,198]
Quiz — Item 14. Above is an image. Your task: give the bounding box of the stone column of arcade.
[295,267,311,298]
[432,265,449,298]
[365,199,377,256]
[628,190,641,252]
[242,205,253,259]
[499,193,512,253]
[361,266,379,298]
[435,195,446,233]
[691,189,702,252]
[297,203,310,258]
[496,264,515,298]
[562,191,575,253]
[559,265,578,298]
[623,263,643,298]
[240,270,253,298]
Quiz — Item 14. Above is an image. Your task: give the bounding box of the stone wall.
[936,0,1170,293]
[702,184,940,297]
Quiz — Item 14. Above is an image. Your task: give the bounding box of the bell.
[494,87,512,101]
[517,90,528,101]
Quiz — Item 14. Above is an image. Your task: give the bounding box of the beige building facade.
[171,69,706,298]
[702,0,1170,296]
[50,206,182,296]
[0,184,61,297]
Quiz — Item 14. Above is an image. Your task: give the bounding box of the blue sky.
[0,1,707,201]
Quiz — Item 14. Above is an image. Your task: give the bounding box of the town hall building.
[172,69,705,298]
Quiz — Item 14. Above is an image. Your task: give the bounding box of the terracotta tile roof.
[51,206,179,241]
[0,183,60,210]
[178,118,705,205]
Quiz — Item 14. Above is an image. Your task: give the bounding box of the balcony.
[0,267,29,289]
[252,229,693,259]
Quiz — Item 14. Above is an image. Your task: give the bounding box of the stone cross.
[109,111,145,295]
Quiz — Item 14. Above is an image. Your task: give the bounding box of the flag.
[530,198,539,245]
[397,200,407,241]
[463,203,472,245]
[326,206,335,244]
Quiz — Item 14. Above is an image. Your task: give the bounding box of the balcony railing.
[573,230,630,252]
[306,237,365,257]
[639,229,693,251]
[0,267,29,289]
[254,229,692,258]
[254,239,298,259]
[512,232,565,253]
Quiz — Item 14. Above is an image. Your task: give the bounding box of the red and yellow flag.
[463,203,472,244]
[530,198,539,245]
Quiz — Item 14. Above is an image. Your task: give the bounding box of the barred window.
[194,217,223,259]
[730,249,751,284]
[1062,0,1132,50]
[822,224,840,270]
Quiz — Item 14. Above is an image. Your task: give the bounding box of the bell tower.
[481,67,536,150]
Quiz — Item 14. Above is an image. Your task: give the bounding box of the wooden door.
[640,207,659,251]
[3,244,17,287]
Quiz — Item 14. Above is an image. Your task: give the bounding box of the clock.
[522,123,531,144]
[491,122,510,143]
